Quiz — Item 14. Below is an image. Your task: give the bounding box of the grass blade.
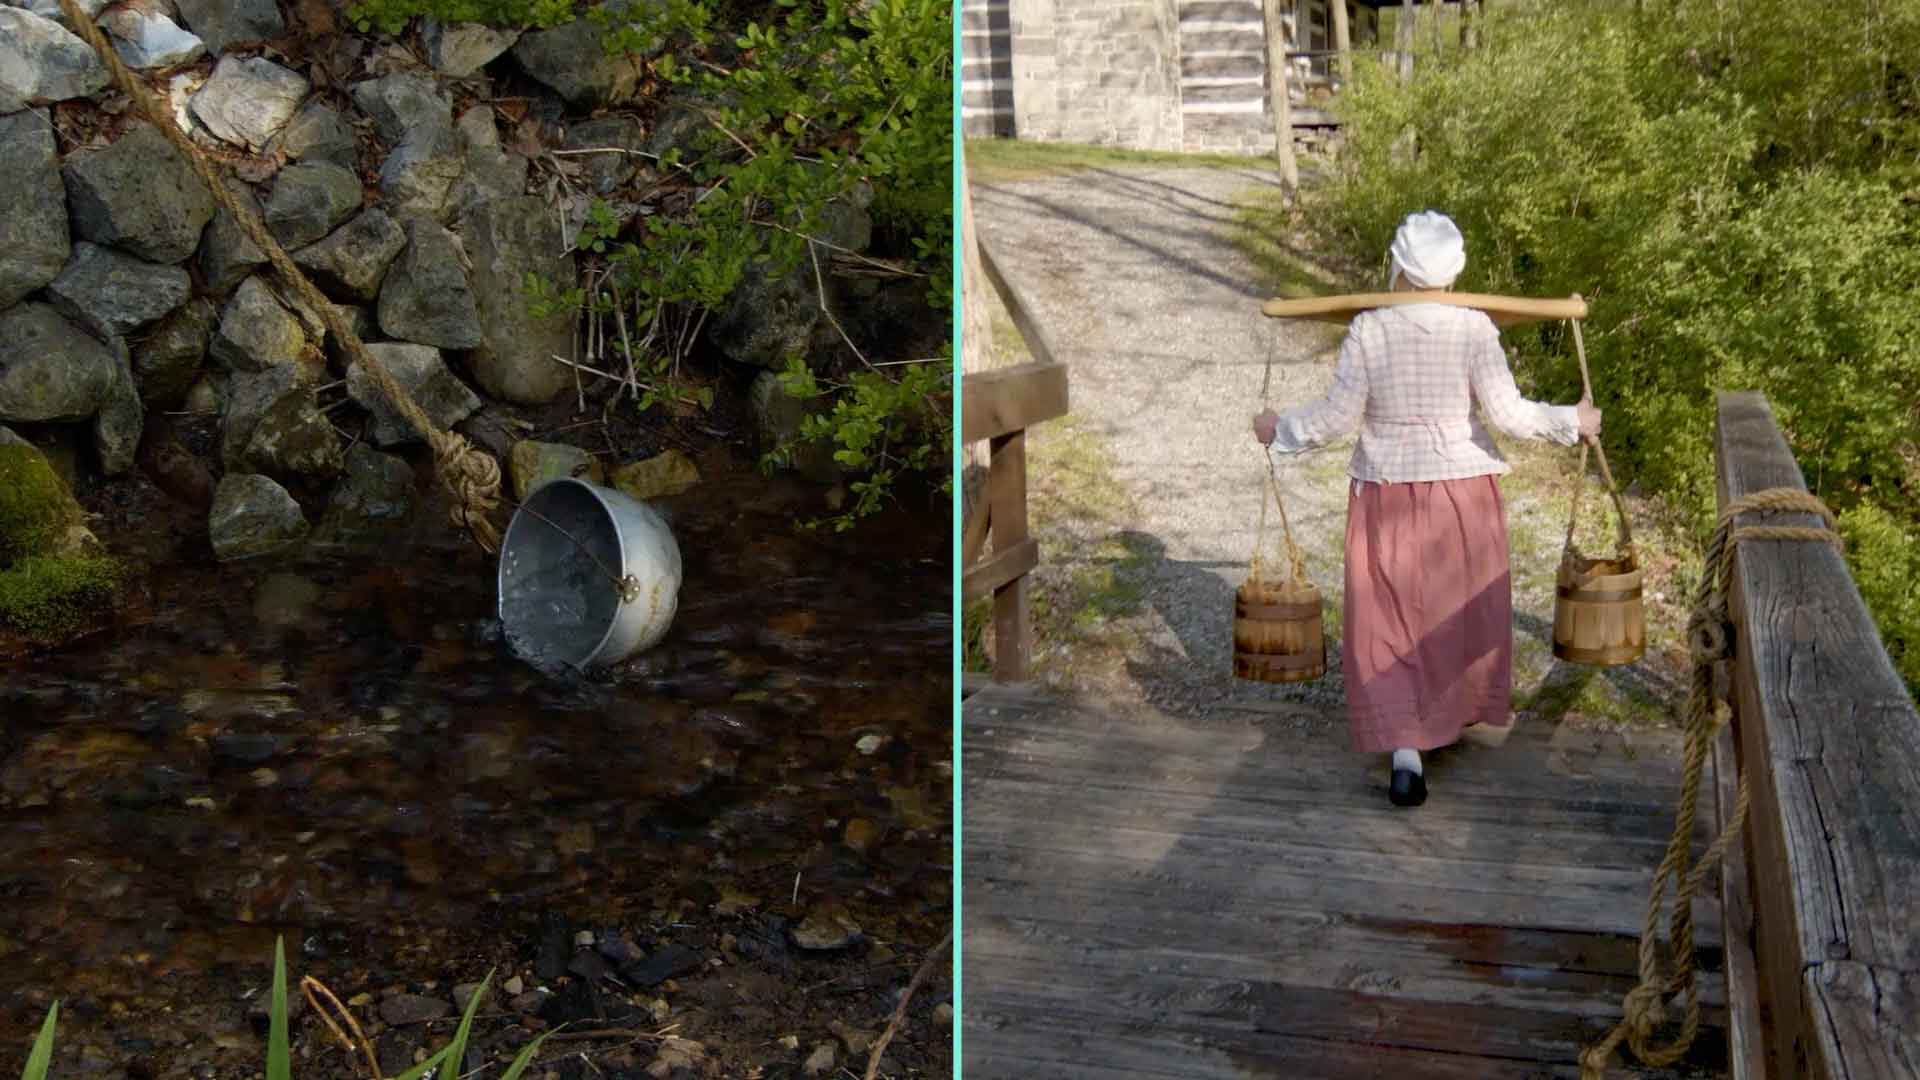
[436,970,492,1080]
[499,1030,555,1080]
[389,1045,452,1080]
[21,1002,57,1080]
[268,937,291,1080]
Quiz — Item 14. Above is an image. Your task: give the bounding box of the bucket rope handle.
[1250,333,1307,587]
[1562,313,1635,566]
[57,0,506,554]
[1250,450,1307,586]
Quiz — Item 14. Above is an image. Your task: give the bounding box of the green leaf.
[390,1046,454,1080]
[267,938,291,1080]
[500,1030,558,1080]
[21,1003,57,1080]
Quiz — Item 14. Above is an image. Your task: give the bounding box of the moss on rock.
[0,443,83,565]
[0,443,122,642]
[0,554,123,640]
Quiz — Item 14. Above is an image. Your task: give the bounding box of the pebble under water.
[0,468,953,1078]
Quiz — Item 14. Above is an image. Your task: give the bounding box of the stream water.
[0,459,953,1077]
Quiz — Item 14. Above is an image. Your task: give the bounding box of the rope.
[57,0,506,554]
[1579,487,1842,1079]
[1562,318,1633,566]
[1250,332,1306,587]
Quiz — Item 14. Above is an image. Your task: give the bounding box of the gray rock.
[802,1043,836,1078]
[0,424,25,448]
[197,179,269,295]
[646,99,707,160]
[314,443,415,546]
[447,111,527,219]
[788,909,862,951]
[292,208,407,302]
[93,343,141,475]
[100,8,205,69]
[191,56,308,152]
[0,303,118,423]
[455,105,499,152]
[378,124,465,223]
[63,121,216,264]
[350,73,450,145]
[264,161,362,248]
[347,343,481,446]
[209,473,308,562]
[0,108,71,308]
[133,297,216,407]
[0,8,107,112]
[380,994,452,1027]
[708,259,819,369]
[511,14,641,109]
[378,220,480,350]
[811,184,873,254]
[182,374,224,415]
[172,0,283,54]
[459,196,572,404]
[219,361,317,469]
[242,390,341,480]
[269,100,358,168]
[46,243,192,340]
[424,20,521,77]
[747,368,837,480]
[2,0,109,27]
[211,277,307,372]
[562,116,646,195]
[508,439,599,500]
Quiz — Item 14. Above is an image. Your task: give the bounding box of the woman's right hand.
[1576,399,1603,439]
[1253,408,1279,446]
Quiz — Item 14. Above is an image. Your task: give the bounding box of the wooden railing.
[961,241,1068,685]
[1711,391,1919,1080]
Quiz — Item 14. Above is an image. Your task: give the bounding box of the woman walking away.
[1252,211,1601,808]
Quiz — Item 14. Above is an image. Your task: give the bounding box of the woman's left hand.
[1253,409,1279,446]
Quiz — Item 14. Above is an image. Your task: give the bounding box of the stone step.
[962,87,1015,112]
[1177,0,1261,19]
[1181,52,1264,79]
[962,57,1014,82]
[1179,28,1265,53]
[1180,81,1267,106]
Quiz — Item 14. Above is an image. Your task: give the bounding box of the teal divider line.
[948,0,964,1066]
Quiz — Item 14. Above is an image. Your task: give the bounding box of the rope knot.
[1685,606,1732,663]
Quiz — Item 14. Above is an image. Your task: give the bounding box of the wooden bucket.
[1233,575,1326,683]
[1552,552,1645,667]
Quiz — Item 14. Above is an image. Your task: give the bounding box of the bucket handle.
[1250,448,1308,586]
[512,495,642,604]
[1562,313,1635,564]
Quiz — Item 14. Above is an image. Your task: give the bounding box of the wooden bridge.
[960,280,1920,1076]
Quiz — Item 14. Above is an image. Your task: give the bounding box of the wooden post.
[959,145,993,530]
[1263,0,1299,189]
[1395,0,1415,80]
[1714,391,1920,1080]
[1331,0,1352,85]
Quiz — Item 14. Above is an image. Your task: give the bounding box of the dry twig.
[863,931,951,1080]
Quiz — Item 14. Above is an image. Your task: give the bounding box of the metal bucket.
[497,478,683,669]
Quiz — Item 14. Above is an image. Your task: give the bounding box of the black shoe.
[1388,768,1427,807]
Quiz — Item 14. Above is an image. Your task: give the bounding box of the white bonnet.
[1390,211,1466,289]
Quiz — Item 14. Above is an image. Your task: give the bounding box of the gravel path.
[972,163,1684,730]
[974,165,1357,725]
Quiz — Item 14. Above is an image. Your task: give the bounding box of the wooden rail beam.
[962,362,1069,444]
[1714,391,1920,1080]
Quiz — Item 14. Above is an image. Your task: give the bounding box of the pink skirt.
[1342,475,1513,753]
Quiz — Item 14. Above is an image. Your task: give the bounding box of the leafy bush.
[346,0,574,33]
[19,939,552,1080]
[1324,0,1920,688]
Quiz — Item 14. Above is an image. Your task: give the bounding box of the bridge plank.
[964,682,1729,1076]
[961,361,1070,443]
[1715,391,1920,1080]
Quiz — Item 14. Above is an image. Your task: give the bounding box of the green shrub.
[1325,0,1920,691]
[346,0,574,33]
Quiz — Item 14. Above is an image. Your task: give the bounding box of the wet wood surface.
[963,683,1729,1078]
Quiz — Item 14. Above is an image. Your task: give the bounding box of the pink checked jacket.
[1267,304,1581,484]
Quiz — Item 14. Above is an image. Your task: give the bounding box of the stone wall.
[1010,0,1184,151]
[987,0,1383,156]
